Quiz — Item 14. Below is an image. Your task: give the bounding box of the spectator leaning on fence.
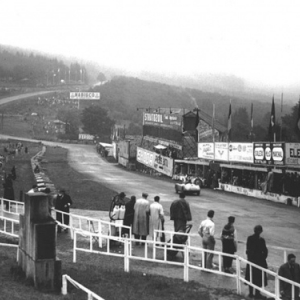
[278,253,300,300]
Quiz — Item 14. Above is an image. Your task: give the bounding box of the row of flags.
[226,95,300,142]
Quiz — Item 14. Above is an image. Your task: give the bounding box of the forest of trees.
[0,45,88,86]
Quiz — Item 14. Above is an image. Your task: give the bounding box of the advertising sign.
[214,142,229,161]
[285,143,300,166]
[70,92,100,100]
[229,143,254,163]
[137,147,173,177]
[78,133,94,140]
[143,112,182,129]
[198,143,215,160]
[253,142,285,165]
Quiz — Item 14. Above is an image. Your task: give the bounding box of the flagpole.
[212,104,215,143]
[280,93,283,141]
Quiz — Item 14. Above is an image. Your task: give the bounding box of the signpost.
[70,92,100,109]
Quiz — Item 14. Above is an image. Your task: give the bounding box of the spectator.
[122,195,136,237]
[170,192,192,232]
[55,189,73,233]
[245,225,268,299]
[278,253,300,300]
[198,210,216,269]
[221,216,237,273]
[133,193,150,246]
[149,196,164,241]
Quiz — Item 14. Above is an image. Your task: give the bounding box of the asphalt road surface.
[0,135,299,269]
[64,143,300,269]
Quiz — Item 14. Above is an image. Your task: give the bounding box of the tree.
[56,108,80,140]
[97,72,106,82]
[231,107,250,142]
[81,106,115,140]
[282,101,300,142]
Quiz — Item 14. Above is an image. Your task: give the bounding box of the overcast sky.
[1,0,300,88]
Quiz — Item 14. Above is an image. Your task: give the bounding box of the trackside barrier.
[0,243,19,261]
[73,229,300,299]
[62,274,105,300]
[54,209,132,247]
[0,198,24,215]
[0,215,19,237]
[1,204,298,267]
[238,256,300,300]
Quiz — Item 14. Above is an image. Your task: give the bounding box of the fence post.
[283,250,287,263]
[124,239,129,273]
[98,220,102,248]
[88,292,93,300]
[70,215,74,240]
[61,275,67,295]
[1,197,3,213]
[73,232,77,263]
[236,256,242,295]
[274,273,280,299]
[183,245,189,282]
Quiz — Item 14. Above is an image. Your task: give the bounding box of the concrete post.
[18,192,62,292]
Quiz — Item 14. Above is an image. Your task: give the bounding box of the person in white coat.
[149,196,164,241]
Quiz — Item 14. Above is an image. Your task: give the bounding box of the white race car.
[175,180,201,196]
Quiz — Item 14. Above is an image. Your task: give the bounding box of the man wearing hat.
[55,189,73,233]
[133,192,150,245]
[170,192,192,232]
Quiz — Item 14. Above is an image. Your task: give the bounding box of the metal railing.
[62,274,105,300]
[73,229,300,299]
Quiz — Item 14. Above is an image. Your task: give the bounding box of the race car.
[175,180,201,196]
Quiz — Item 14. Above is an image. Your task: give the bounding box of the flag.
[250,103,253,130]
[195,109,199,142]
[227,100,232,142]
[268,96,276,141]
[296,98,300,132]
[212,104,215,142]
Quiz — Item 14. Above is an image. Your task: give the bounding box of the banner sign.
[78,133,94,140]
[70,92,100,100]
[285,143,300,166]
[143,112,182,129]
[253,142,285,165]
[229,143,253,163]
[137,147,173,177]
[214,142,229,161]
[198,143,214,160]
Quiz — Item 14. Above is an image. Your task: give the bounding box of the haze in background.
[1,0,300,96]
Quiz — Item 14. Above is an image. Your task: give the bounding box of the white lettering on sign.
[70,92,100,100]
[144,113,163,123]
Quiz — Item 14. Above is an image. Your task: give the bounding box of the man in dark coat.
[278,253,300,300]
[55,189,73,233]
[170,192,192,232]
[245,225,268,299]
[122,195,136,237]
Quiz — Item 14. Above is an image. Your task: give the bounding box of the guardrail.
[0,198,24,215]
[0,215,19,237]
[62,274,105,300]
[73,229,300,299]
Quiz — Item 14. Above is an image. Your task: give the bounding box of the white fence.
[0,198,24,215]
[73,228,300,300]
[62,274,105,300]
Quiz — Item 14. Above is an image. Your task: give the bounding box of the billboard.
[137,147,173,177]
[78,133,94,140]
[214,142,229,161]
[198,143,214,160]
[143,112,182,129]
[253,142,285,165]
[70,92,100,100]
[229,143,254,163]
[285,143,300,166]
